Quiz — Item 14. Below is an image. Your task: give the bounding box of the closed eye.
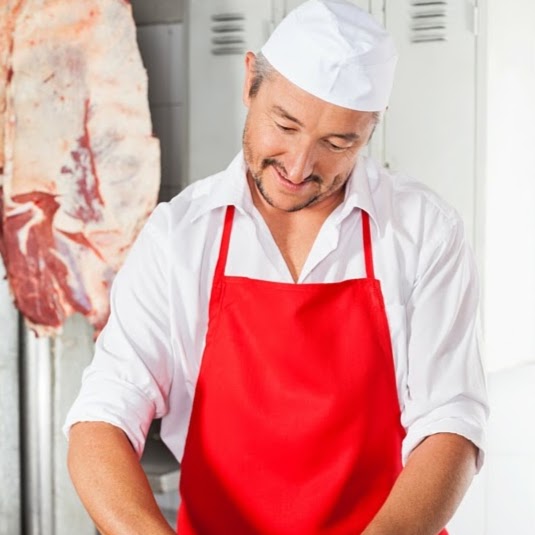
[325,140,350,152]
[276,123,296,133]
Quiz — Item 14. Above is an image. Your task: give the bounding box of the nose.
[284,139,316,184]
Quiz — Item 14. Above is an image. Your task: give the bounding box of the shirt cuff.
[402,417,487,473]
[63,375,156,459]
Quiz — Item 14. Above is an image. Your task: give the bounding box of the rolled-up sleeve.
[401,216,489,470]
[63,204,173,458]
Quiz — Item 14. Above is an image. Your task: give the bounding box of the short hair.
[248,52,275,99]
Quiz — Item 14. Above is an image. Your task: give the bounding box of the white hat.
[261,0,398,111]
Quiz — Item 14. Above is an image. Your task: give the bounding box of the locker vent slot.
[211,13,246,55]
[410,1,447,43]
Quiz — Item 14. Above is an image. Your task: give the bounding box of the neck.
[246,172,346,282]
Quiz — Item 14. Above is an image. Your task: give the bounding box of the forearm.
[67,421,175,535]
[363,433,478,535]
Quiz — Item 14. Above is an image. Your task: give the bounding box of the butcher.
[65,1,488,534]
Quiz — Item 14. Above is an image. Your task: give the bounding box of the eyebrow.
[272,105,360,141]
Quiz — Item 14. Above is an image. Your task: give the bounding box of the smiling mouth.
[270,162,319,188]
[251,164,325,212]
[271,166,311,192]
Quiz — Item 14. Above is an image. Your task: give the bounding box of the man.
[65,1,488,534]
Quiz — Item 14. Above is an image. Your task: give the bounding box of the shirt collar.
[189,151,383,236]
[189,152,252,222]
[333,155,383,236]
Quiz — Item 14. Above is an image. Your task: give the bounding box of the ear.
[242,51,256,108]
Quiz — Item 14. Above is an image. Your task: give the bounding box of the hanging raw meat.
[0,0,160,336]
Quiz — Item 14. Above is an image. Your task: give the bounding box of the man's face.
[242,53,377,213]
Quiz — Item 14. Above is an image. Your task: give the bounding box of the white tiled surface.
[485,365,535,534]
[486,454,535,534]
[448,465,488,534]
[449,364,535,534]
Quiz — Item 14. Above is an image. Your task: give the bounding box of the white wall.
[483,0,535,372]
[450,2,535,532]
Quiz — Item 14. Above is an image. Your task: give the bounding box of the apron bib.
[177,206,447,535]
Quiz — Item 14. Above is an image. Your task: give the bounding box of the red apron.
[177,206,447,535]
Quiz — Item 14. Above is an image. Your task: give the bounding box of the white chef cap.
[261,0,398,111]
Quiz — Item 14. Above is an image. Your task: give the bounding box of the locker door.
[383,0,478,241]
[187,0,274,182]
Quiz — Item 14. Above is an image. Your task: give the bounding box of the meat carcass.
[0,0,160,335]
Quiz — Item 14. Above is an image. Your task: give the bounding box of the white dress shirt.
[64,152,488,468]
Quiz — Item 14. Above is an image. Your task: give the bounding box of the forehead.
[256,69,374,132]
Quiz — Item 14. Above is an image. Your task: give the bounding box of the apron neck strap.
[361,210,375,279]
[214,205,235,283]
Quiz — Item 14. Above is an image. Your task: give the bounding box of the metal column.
[20,331,54,535]
[0,260,21,534]
[19,315,97,535]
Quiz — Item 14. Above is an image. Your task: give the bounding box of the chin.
[264,191,319,213]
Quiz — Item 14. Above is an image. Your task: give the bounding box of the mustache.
[261,158,322,184]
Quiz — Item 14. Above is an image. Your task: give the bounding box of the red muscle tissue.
[0,0,160,336]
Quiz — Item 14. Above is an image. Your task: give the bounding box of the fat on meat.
[0,5,7,180]
[0,1,20,182]
[0,0,160,335]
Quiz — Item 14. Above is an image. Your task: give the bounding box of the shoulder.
[364,159,472,296]
[368,158,464,250]
[162,152,249,236]
[147,168,231,242]
[172,171,229,225]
